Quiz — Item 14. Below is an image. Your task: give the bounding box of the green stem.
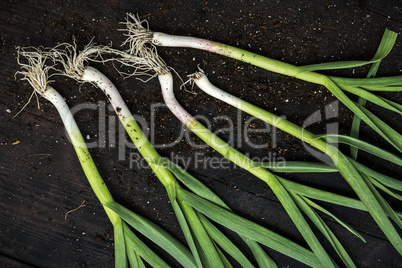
[160,72,336,267]
[43,85,118,224]
[82,66,176,189]
[152,30,402,151]
[191,73,402,254]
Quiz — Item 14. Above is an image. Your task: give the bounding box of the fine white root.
[16,47,54,96]
[120,13,154,55]
[117,44,170,82]
[47,39,125,81]
[14,47,55,117]
[64,200,87,220]
[16,47,89,149]
[46,39,159,82]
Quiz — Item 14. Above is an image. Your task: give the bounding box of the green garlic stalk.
[189,70,402,245]
[120,43,380,266]
[47,42,329,268]
[16,48,196,268]
[121,14,402,153]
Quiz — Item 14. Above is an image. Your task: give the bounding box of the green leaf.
[159,158,228,208]
[122,223,169,268]
[243,239,277,268]
[297,29,397,73]
[354,102,402,152]
[291,193,356,268]
[316,134,402,166]
[170,197,203,268]
[255,166,335,267]
[301,197,365,242]
[378,96,402,112]
[278,174,402,220]
[331,75,402,88]
[214,242,233,268]
[349,97,365,160]
[178,199,225,268]
[176,188,323,268]
[361,85,402,92]
[126,249,145,268]
[361,174,402,229]
[324,77,402,153]
[160,159,276,266]
[369,177,402,202]
[257,161,337,173]
[137,256,146,268]
[114,219,128,268]
[106,201,197,268]
[341,86,401,114]
[185,118,335,267]
[334,153,402,254]
[349,32,392,159]
[197,212,255,268]
[277,175,366,211]
[349,158,402,192]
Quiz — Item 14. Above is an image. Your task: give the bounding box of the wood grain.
[1,0,400,267]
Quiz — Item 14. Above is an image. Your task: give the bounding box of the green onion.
[122,14,402,153]
[45,41,338,267]
[16,48,195,268]
[189,70,401,254]
[121,44,387,266]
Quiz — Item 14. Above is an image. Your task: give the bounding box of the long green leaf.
[137,255,146,268]
[331,75,402,88]
[350,56,379,160]
[176,188,323,268]
[349,158,402,192]
[316,134,402,166]
[257,161,337,173]
[277,175,366,211]
[334,153,402,253]
[355,101,402,152]
[342,86,401,114]
[126,249,142,268]
[160,159,276,266]
[126,247,146,268]
[324,77,402,152]
[244,241,277,268]
[214,242,233,268]
[350,94,367,160]
[297,29,397,73]
[360,174,402,229]
[301,196,365,242]
[291,193,356,268]
[349,32,390,159]
[165,182,203,267]
[278,175,402,220]
[251,165,335,267]
[361,85,402,92]
[197,212,256,268]
[114,219,128,268]
[178,200,225,268]
[379,96,402,112]
[369,177,402,202]
[170,197,203,268]
[159,158,228,208]
[122,223,169,268]
[106,202,197,268]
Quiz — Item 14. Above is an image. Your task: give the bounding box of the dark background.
[0,0,401,267]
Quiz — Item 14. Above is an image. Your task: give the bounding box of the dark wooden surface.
[1,0,401,267]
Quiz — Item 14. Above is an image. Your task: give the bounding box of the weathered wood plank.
[0,253,38,268]
[1,0,400,267]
